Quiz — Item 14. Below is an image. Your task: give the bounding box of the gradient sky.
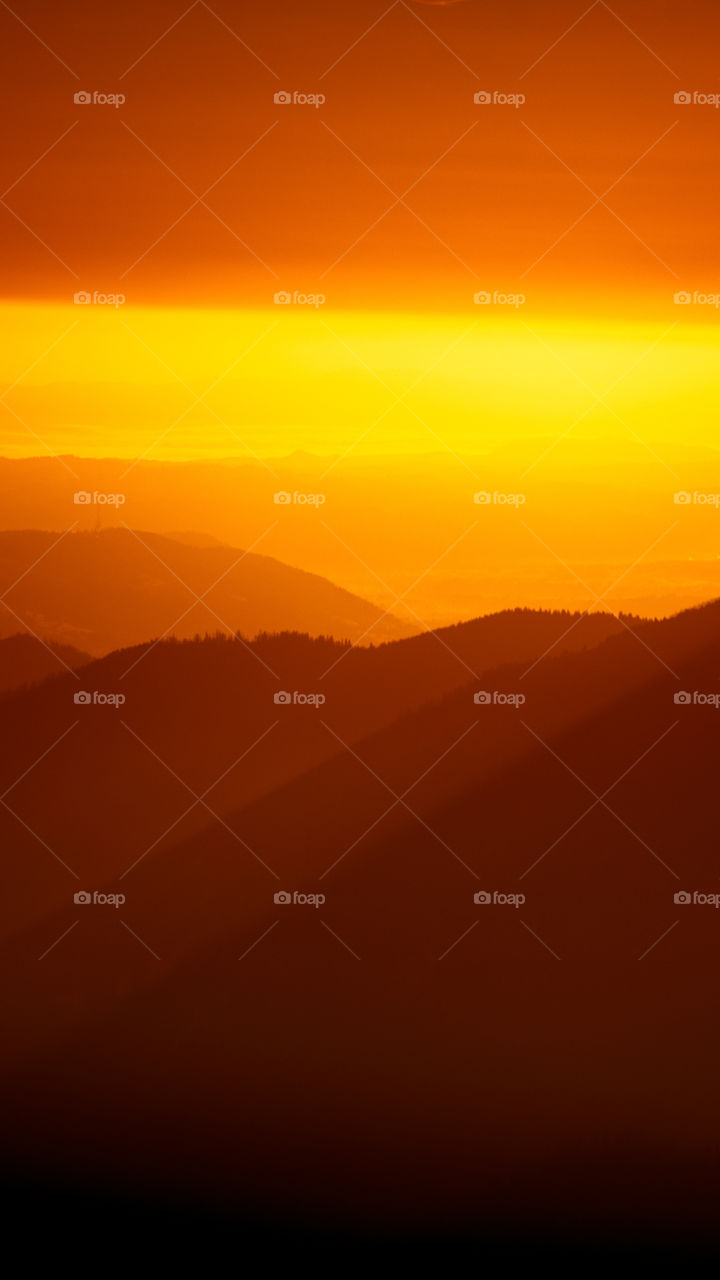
[0,0,719,459]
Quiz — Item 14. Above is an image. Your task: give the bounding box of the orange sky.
[0,0,719,506]
[0,2,719,621]
[1,0,719,311]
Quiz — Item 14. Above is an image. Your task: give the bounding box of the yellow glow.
[0,302,718,461]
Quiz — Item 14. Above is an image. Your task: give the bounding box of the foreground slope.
[1,601,720,1251]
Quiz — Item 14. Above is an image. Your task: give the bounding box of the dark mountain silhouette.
[2,598,720,1250]
[0,529,413,654]
[0,634,91,693]
[7,594,713,965]
[0,606,624,941]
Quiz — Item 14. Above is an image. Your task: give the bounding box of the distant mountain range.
[0,604,624,942]
[0,528,412,654]
[2,597,720,1243]
[2,454,720,623]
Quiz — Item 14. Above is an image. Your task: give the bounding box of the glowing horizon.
[1,300,718,464]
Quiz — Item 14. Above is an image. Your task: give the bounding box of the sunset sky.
[7,9,720,1262]
[1,0,719,462]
